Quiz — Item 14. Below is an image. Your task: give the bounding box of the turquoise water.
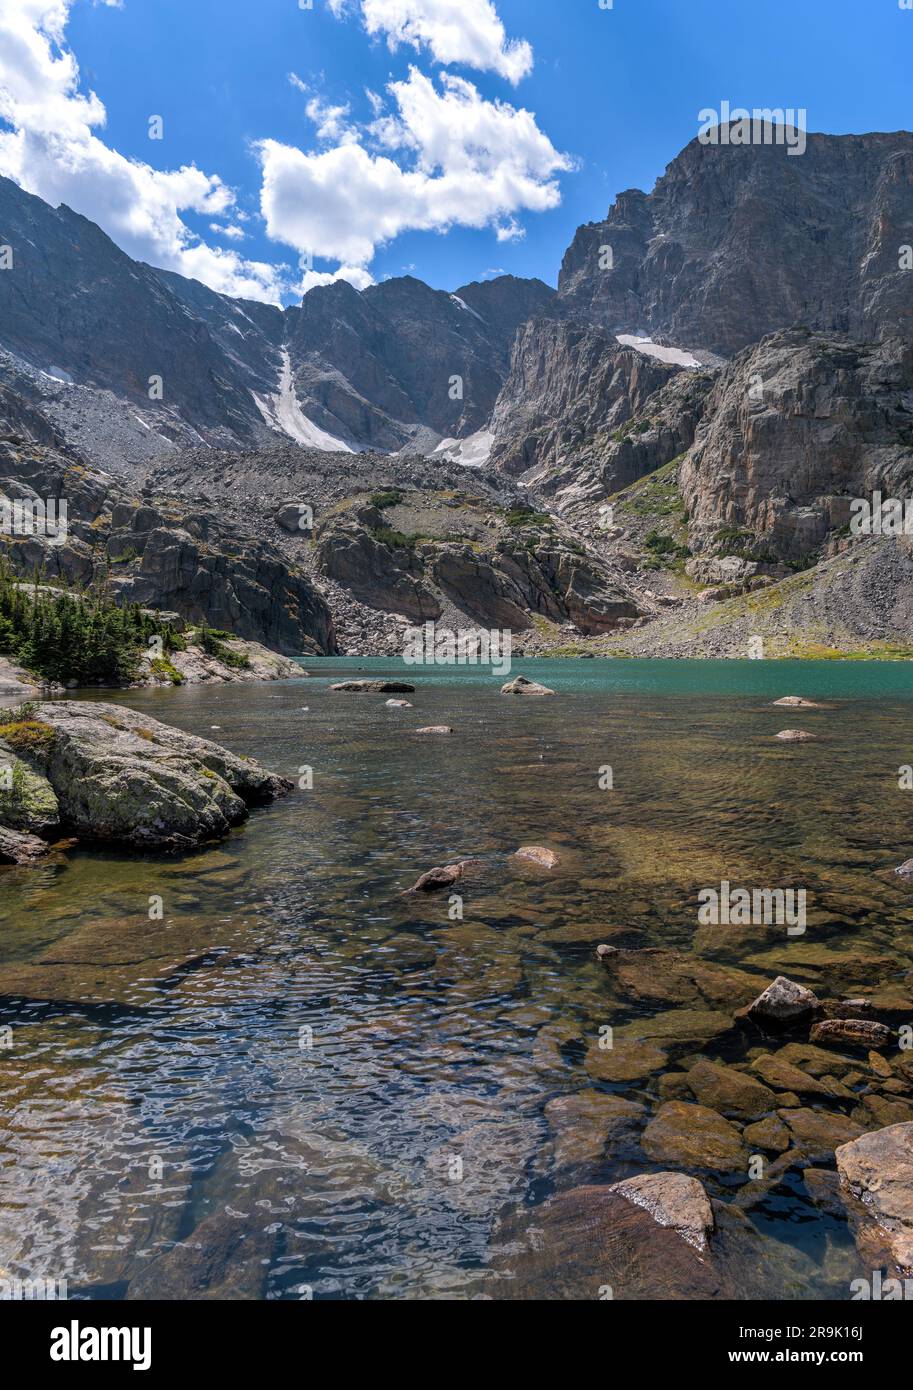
[307,655,913,699]
[1,660,912,1299]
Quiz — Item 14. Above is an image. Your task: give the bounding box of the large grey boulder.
[5,701,290,851]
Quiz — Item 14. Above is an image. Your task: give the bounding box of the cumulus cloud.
[330,0,533,85]
[258,67,570,273]
[0,0,284,301]
[297,263,375,295]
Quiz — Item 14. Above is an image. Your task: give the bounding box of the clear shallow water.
[1,659,912,1299]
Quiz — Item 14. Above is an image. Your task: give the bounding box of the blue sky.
[1,0,911,303]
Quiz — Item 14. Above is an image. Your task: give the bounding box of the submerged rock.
[775,728,818,742]
[743,1114,791,1154]
[500,675,556,696]
[745,975,820,1026]
[609,1172,714,1251]
[641,1101,747,1174]
[685,1059,777,1120]
[779,1107,865,1162]
[811,1019,893,1051]
[836,1123,913,1275]
[513,846,559,869]
[2,701,291,852]
[490,1185,729,1300]
[545,1091,644,1169]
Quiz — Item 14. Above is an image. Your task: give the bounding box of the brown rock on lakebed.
[684,1059,778,1120]
[513,846,559,870]
[544,1091,644,1169]
[779,1107,866,1162]
[489,1184,730,1300]
[836,1122,913,1276]
[811,1019,893,1051]
[641,1101,747,1174]
[500,675,556,696]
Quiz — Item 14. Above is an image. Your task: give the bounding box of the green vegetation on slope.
[0,557,184,685]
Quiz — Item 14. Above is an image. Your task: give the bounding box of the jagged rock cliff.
[679,331,913,560]
[558,132,913,355]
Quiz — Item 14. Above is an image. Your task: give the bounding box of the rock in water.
[500,676,556,696]
[775,729,818,742]
[7,701,291,852]
[744,976,820,1026]
[609,1172,714,1251]
[330,680,416,694]
[895,860,913,880]
[513,846,559,869]
[836,1123,913,1277]
[811,1019,893,1050]
[0,825,51,865]
[402,861,475,895]
[385,699,413,708]
[772,697,825,708]
[415,726,454,735]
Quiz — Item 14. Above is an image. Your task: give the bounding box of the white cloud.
[297,263,375,294]
[0,1,284,302]
[330,0,533,85]
[210,221,246,241]
[495,216,525,242]
[258,67,569,273]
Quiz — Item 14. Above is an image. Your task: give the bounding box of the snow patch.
[616,335,702,369]
[253,349,353,452]
[450,294,485,324]
[433,428,493,469]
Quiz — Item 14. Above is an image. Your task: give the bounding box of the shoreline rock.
[0,701,291,855]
